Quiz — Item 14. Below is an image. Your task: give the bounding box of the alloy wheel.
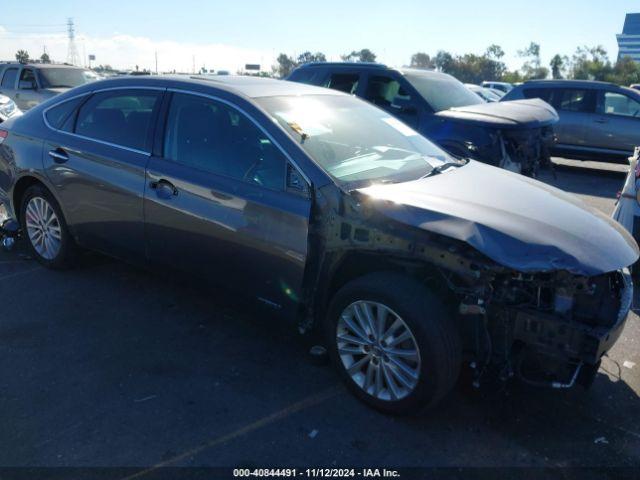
[336,301,421,401]
[25,196,62,260]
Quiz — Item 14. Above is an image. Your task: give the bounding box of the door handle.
[48,148,69,163]
[594,118,608,124]
[150,179,178,198]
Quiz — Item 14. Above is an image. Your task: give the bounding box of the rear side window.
[45,96,87,130]
[1,68,18,88]
[523,88,553,103]
[554,89,594,113]
[324,73,360,94]
[163,93,286,190]
[75,90,161,151]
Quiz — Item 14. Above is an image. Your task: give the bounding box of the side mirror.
[391,96,417,114]
[18,80,36,90]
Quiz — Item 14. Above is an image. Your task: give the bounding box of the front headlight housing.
[0,97,17,119]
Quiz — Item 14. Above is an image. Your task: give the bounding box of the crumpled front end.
[456,265,633,389]
[497,125,556,177]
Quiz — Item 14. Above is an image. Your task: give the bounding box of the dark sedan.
[0,76,636,413]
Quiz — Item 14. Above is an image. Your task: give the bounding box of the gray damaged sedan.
[0,76,637,413]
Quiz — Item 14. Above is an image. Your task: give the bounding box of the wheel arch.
[308,249,451,333]
[12,173,67,224]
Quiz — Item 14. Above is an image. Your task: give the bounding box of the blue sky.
[0,0,637,72]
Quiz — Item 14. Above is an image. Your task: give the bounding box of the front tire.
[325,272,461,414]
[20,184,74,269]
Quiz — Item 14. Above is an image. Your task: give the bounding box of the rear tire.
[325,272,462,414]
[20,184,75,269]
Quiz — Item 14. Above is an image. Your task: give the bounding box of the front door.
[589,90,640,156]
[361,73,421,129]
[42,87,163,260]
[144,92,311,317]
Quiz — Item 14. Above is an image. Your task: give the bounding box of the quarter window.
[45,96,87,130]
[75,90,161,151]
[601,92,640,117]
[1,68,18,89]
[163,93,286,190]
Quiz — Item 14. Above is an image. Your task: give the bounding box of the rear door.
[42,87,163,260]
[589,89,640,155]
[549,87,596,149]
[144,91,311,317]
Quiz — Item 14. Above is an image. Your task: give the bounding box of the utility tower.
[66,18,80,66]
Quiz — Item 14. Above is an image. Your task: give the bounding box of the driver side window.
[163,93,286,190]
[601,91,640,118]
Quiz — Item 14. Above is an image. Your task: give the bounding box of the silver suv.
[503,79,640,162]
[0,63,97,111]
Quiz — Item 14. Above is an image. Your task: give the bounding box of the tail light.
[0,129,7,145]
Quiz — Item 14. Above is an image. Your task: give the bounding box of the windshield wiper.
[421,161,464,178]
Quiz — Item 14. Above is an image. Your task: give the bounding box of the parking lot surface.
[1,159,639,470]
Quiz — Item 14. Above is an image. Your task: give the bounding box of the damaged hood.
[435,98,558,130]
[357,161,638,276]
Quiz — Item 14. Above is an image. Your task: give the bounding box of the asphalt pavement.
[0,158,638,474]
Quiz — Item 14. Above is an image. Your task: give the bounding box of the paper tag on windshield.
[381,117,418,137]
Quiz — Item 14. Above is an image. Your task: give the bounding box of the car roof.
[293,61,389,70]
[61,74,345,100]
[521,79,618,89]
[0,62,86,70]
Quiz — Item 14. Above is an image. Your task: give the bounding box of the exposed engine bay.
[497,125,556,177]
[306,179,635,392]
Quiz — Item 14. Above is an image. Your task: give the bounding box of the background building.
[617,13,640,61]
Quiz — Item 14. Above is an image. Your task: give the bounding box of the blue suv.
[288,63,558,176]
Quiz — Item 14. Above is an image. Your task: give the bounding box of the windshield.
[256,94,455,187]
[38,68,94,88]
[404,72,484,112]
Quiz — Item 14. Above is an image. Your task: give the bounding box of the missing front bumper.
[512,269,632,367]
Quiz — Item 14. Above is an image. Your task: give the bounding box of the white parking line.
[120,386,341,480]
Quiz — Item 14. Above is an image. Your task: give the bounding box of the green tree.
[341,49,377,62]
[606,57,640,85]
[297,51,326,64]
[274,53,297,78]
[570,46,611,80]
[549,54,567,79]
[15,49,30,63]
[518,42,548,80]
[485,44,505,60]
[40,52,51,64]
[434,50,454,72]
[410,52,434,69]
[431,47,506,84]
